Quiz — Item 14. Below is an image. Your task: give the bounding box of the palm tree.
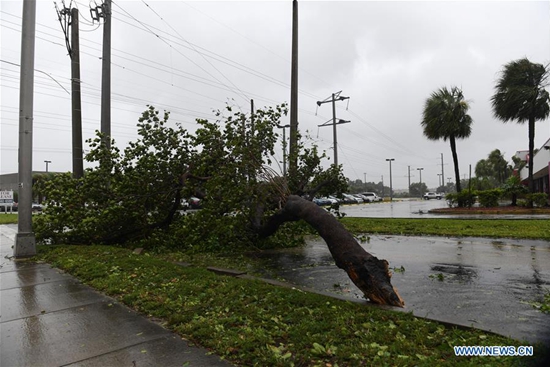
[491,58,550,196]
[421,86,473,193]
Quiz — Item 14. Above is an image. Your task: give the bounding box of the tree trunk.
[261,195,404,307]
[450,135,461,193]
[527,116,535,206]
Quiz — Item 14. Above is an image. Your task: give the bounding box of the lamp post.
[417,168,424,197]
[386,158,394,201]
[44,160,51,173]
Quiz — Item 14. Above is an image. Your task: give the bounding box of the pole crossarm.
[317,119,350,127]
[316,91,349,106]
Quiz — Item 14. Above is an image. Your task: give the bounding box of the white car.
[361,192,382,202]
[423,192,442,200]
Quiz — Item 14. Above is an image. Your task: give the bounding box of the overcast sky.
[1,0,549,190]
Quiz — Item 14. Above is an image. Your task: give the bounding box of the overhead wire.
[112,0,250,104]
[2,4,434,180]
[140,0,253,104]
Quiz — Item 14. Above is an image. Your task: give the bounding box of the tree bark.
[450,135,461,193]
[262,195,404,307]
[527,116,535,202]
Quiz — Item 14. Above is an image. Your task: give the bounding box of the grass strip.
[341,218,550,241]
[0,214,17,224]
[36,245,547,366]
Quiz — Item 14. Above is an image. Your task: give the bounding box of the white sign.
[0,190,14,204]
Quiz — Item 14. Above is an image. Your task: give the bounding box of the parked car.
[343,193,361,204]
[423,192,442,200]
[32,203,43,211]
[354,193,372,203]
[189,197,202,209]
[361,192,382,202]
[313,197,332,206]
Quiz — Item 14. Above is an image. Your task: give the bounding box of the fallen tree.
[35,104,404,307]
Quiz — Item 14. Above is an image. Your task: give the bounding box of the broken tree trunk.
[266,195,404,307]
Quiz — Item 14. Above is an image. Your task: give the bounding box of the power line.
[113,1,249,103]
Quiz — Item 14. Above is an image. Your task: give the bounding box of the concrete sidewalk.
[0,224,232,367]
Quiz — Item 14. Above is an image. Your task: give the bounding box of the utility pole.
[289,0,298,179]
[100,0,111,149]
[363,172,367,190]
[250,99,255,132]
[56,3,83,178]
[417,168,424,197]
[386,158,394,201]
[316,91,350,167]
[15,0,37,257]
[437,173,442,188]
[408,165,411,195]
[277,124,290,176]
[71,8,83,178]
[44,160,51,173]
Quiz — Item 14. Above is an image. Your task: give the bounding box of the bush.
[446,191,476,208]
[477,189,503,208]
[526,193,548,208]
[502,175,528,206]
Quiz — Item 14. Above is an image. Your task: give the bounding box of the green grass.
[36,245,547,367]
[0,214,18,224]
[341,218,550,241]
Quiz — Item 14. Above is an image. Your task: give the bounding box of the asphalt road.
[339,198,550,219]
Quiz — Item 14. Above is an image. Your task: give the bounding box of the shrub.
[477,189,503,208]
[446,191,476,208]
[526,193,548,208]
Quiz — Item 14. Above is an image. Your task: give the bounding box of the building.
[518,137,550,198]
[0,171,63,194]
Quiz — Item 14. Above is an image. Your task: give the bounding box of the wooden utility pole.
[15,0,37,257]
[100,0,111,149]
[289,0,298,178]
[71,8,83,178]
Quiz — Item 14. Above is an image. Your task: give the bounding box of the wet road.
[251,235,550,344]
[340,198,550,219]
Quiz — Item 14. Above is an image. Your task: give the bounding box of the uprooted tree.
[35,104,404,307]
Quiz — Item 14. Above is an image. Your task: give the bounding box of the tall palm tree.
[491,58,550,196]
[421,86,473,193]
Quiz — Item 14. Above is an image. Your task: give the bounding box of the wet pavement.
[341,198,550,219]
[250,235,550,344]
[0,224,232,367]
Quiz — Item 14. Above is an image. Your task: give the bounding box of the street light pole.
[386,158,394,201]
[277,124,290,176]
[417,168,424,197]
[44,160,51,173]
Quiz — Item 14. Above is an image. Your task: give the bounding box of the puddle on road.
[245,235,550,343]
